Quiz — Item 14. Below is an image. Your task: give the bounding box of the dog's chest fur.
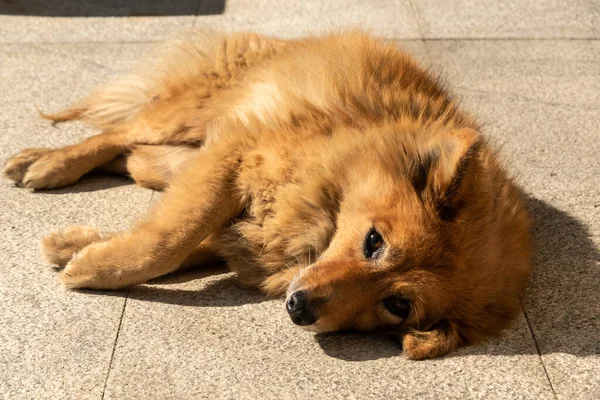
[214,139,341,291]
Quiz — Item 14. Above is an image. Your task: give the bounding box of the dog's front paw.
[58,241,117,289]
[57,237,154,290]
[402,331,440,360]
[3,148,54,186]
[42,225,104,267]
[401,321,461,360]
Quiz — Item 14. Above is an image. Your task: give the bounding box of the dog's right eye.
[364,228,384,259]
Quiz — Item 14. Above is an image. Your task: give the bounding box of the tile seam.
[521,301,558,400]
[100,291,129,400]
[0,38,599,46]
[100,189,156,399]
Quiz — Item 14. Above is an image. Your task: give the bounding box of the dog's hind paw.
[41,225,104,267]
[3,147,86,189]
[3,148,54,186]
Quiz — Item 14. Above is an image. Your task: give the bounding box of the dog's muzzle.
[286,291,318,326]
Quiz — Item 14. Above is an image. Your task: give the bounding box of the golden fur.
[3,31,531,360]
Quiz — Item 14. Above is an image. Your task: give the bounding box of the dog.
[3,30,531,360]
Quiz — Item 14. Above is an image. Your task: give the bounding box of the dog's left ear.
[410,128,483,221]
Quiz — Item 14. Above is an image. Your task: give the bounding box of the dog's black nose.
[286,291,317,326]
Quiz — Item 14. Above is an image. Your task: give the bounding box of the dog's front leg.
[57,147,245,290]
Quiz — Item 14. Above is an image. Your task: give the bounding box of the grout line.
[397,37,600,41]
[521,300,558,400]
[101,291,129,400]
[454,86,600,110]
[100,189,156,399]
[404,0,436,76]
[28,43,116,73]
[0,40,161,46]
[420,40,435,70]
[406,0,426,40]
[405,0,435,68]
[0,38,598,46]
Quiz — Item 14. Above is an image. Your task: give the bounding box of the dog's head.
[285,125,531,359]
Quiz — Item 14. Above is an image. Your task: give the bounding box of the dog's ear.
[409,128,483,221]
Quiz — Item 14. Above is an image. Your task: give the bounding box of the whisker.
[413,303,421,331]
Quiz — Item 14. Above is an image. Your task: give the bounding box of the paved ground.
[0,1,598,399]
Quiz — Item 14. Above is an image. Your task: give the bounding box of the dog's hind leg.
[3,120,205,190]
[100,145,201,191]
[54,143,246,289]
[3,127,133,189]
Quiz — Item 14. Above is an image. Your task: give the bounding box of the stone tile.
[395,40,432,67]
[0,180,149,399]
[412,0,600,39]
[422,40,599,203]
[0,31,596,400]
[429,40,600,109]
[498,98,600,399]
[0,43,154,399]
[525,194,600,400]
[425,40,548,103]
[0,1,198,43]
[193,0,421,39]
[103,272,553,399]
[527,41,600,108]
[0,43,154,152]
[425,40,600,398]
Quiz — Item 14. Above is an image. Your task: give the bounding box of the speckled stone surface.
[412,0,600,39]
[425,39,600,399]
[0,42,154,399]
[101,272,553,400]
[1,1,599,399]
[192,0,421,39]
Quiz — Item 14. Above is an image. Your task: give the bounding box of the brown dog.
[3,30,531,359]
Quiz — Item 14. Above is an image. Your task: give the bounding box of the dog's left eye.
[364,228,384,259]
[383,296,411,319]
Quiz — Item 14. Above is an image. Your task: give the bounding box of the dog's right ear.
[409,128,483,221]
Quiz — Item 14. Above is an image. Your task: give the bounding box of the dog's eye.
[364,228,384,259]
[383,296,411,319]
